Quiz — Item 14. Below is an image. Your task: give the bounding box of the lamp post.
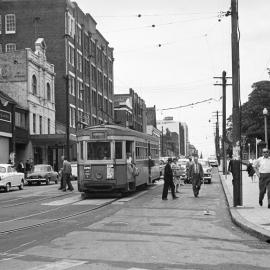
[248,143,250,160]
[263,108,268,149]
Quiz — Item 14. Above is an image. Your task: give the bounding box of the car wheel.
[45,177,50,185]
[208,179,211,184]
[19,180,24,190]
[28,181,32,185]
[5,183,11,192]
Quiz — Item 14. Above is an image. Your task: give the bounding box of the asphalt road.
[0,170,270,269]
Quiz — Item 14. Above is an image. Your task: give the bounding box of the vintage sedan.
[26,164,58,185]
[0,164,25,192]
[199,159,212,184]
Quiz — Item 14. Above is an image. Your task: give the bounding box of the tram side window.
[87,142,111,160]
[115,142,122,159]
[80,142,84,160]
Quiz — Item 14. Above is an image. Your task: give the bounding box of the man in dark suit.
[162,158,178,200]
[189,155,204,197]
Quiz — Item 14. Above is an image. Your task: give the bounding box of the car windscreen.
[87,142,111,160]
[33,166,48,172]
[0,167,6,173]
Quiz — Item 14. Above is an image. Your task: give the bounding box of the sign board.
[0,51,26,82]
[0,109,11,123]
[114,95,133,109]
[92,132,106,140]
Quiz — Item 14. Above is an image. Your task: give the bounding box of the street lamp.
[263,108,268,149]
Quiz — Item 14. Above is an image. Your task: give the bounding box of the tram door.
[126,141,135,190]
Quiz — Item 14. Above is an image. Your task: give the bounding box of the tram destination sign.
[92,132,106,139]
[0,109,11,123]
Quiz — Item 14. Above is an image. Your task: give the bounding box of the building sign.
[92,132,106,139]
[0,109,11,123]
[114,95,133,109]
[0,52,26,82]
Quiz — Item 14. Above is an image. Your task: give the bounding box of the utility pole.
[216,111,220,165]
[231,0,242,206]
[214,71,232,175]
[65,75,70,161]
[161,126,164,156]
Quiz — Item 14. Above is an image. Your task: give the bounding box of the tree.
[227,80,270,155]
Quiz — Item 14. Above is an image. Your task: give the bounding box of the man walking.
[62,156,74,192]
[253,148,270,208]
[189,155,204,197]
[162,158,178,200]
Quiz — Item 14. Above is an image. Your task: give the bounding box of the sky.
[75,0,270,157]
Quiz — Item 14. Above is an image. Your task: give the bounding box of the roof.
[0,91,16,105]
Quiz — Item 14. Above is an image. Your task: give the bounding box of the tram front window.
[87,142,111,160]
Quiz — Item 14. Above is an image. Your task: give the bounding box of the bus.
[76,124,160,195]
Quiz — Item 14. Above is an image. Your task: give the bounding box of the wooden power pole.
[231,0,242,206]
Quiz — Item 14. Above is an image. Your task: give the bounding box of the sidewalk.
[220,169,270,240]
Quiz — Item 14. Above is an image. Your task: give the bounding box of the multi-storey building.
[114,88,146,133]
[0,38,56,165]
[0,0,114,161]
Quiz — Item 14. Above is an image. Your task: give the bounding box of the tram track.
[0,192,76,209]
[0,197,119,235]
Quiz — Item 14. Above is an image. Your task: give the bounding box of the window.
[69,75,75,95]
[91,65,97,88]
[0,15,2,34]
[66,13,75,37]
[68,44,75,66]
[48,118,50,134]
[91,40,96,58]
[87,142,111,160]
[5,43,16,52]
[92,90,97,107]
[39,115,42,134]
[98,94,103,109]
[15,111,26,129]
[80,141,84,160]
[33,113,36,134]
[109,101,113,116]
[47,83,51,101]
[108,80,113,96]
[5,14,16,34]
[97,70,103,90]
[32,75,37,95]
[77,80,83,100]
[104,76,108,96]
[115,142,122,159]
[69,106,76,128]
[77,52,82,72]
[77,26,82,46]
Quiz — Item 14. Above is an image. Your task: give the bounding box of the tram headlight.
[107,164,114,179]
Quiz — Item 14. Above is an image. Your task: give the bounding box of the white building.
[0,38,56,164]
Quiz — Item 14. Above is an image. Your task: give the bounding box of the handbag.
[132,166,140,177]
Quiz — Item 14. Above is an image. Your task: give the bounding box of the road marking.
[42,195,81,206]
[28,259,86,270]
[73,198,114,205]
[4,240,37,253]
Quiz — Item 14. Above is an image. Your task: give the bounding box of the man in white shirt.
[253,148,270,208]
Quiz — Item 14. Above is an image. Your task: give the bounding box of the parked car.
[208,156,218,167]
[0,164,25,192]
[177,159,189,181]
[26,164,58,185]
[199,159,212,184]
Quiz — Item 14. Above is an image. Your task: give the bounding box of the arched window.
[47,83,51,101]
[32,75,37,95]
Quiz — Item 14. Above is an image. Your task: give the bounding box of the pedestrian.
[189,155,204,197]
[171,158,181,193]
[247,159,255,183]
[162,158,178,200]
[16,160,25,174]
[62,156,74,191]
[25,159,31,177]
[186,156,193,184]
[253,148,270,208]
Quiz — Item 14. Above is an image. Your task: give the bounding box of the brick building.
[0,0,114,161]
[114,88,146,133]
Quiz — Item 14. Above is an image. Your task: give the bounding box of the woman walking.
[247,159,255,183]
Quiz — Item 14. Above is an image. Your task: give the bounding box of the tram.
[76,124,160,194]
